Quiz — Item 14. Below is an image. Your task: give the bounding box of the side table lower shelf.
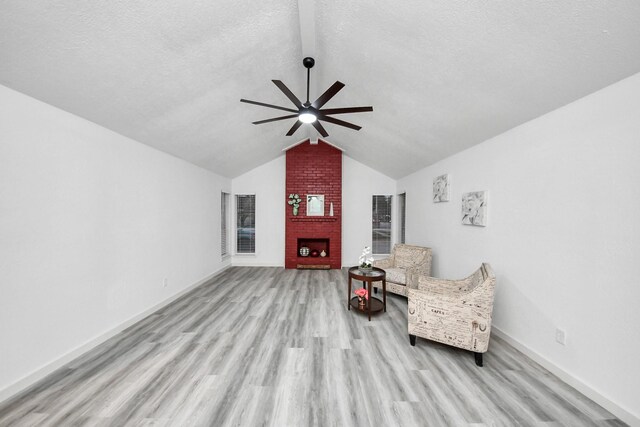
[349,296,385,315]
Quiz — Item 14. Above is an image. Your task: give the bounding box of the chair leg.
[474,352,483,367]
[409,334,416,346]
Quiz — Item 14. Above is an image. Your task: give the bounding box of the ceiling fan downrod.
[303,57,315,105]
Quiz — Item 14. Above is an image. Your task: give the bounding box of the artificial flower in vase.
[288,193,301,216]
[354,287,368,309]
[358,246,374,272]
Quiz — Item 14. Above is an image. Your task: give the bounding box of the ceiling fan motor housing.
[303,57,315,69]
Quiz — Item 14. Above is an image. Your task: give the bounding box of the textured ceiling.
[2,1,640,178]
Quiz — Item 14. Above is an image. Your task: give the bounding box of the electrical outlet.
[163,278,168,288]
[555,328,566,345]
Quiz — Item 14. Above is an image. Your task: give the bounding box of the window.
[372,195,392,254]
[221,192,229,257]
[398,192,406,244]
[236,194,255,254]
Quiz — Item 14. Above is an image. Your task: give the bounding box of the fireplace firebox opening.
[297,238,329,257]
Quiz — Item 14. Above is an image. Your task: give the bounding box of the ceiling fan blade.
[311,81,345,109]
[286,120,304,136]
[318,114,362,131]
[252,114,299,125]
[312,121,329,138]
[272,80,303,108]
[240,99,298,113]
[320,106,373,115]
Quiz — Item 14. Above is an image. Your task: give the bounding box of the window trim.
[221,192,230,258]
[372,194,393,255]
[235,194,256,255]
[398,192,406,245]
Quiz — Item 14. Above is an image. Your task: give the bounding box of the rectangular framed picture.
[306,194,325,216]
[433,174,450,202]
[461,191,487,226]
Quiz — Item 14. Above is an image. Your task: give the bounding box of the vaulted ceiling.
[2,1,640,178]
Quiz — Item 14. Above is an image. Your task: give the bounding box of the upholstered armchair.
[407,263,496,366]
[372,244,432,296]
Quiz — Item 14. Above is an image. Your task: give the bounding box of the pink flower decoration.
[354,288,369,300]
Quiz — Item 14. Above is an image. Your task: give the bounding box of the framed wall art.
[461,191,487,226]
[433,174,450,202]
[306,194,325,216]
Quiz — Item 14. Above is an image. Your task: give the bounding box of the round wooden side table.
[347,266,386,321]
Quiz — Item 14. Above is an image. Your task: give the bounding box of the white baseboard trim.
[0,265,231,405]
[231,261,283,267]
[492,327,639,427]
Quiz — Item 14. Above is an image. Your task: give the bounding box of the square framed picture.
[306,194,324,216]
[433,174,450,202]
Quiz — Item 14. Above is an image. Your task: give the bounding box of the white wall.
[230,153,397,267]
[0,85,231,400]
[342,155,397,266]
[398,72,640,423]
[7,68,635,421]
[231,156,285,266]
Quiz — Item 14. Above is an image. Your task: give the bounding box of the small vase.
[358,297,366,310]
[292,206,298,216]
[360,265,372,273]
[320,250,326,257]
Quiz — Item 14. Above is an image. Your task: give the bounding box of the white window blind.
[236,195,255,254]
[372,195,392,254]
[221,192,229,257]
[398,192,406,244]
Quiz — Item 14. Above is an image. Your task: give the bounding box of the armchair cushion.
[383,268,406,285]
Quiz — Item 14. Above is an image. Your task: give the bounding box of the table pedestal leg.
[383,279,386,312]
[368,280,372,321]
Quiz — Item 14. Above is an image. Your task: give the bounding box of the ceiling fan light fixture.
[299,111,317,123]
[240,57,372,137]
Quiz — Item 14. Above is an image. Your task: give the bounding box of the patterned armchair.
[372,244,432,296]
[407,263,496,366]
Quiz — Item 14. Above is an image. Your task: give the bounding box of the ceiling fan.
[240,57,373,137]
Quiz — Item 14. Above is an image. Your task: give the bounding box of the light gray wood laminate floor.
[0,267,626,426]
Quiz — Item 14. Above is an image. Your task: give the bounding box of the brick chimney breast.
[285,139,342,269]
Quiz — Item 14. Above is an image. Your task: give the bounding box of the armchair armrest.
[413,273,495,302]
[417,275,471,294]
[373,257,393,269]
[405,268,423,289]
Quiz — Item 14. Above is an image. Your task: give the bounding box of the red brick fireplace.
[285,139,341,269]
